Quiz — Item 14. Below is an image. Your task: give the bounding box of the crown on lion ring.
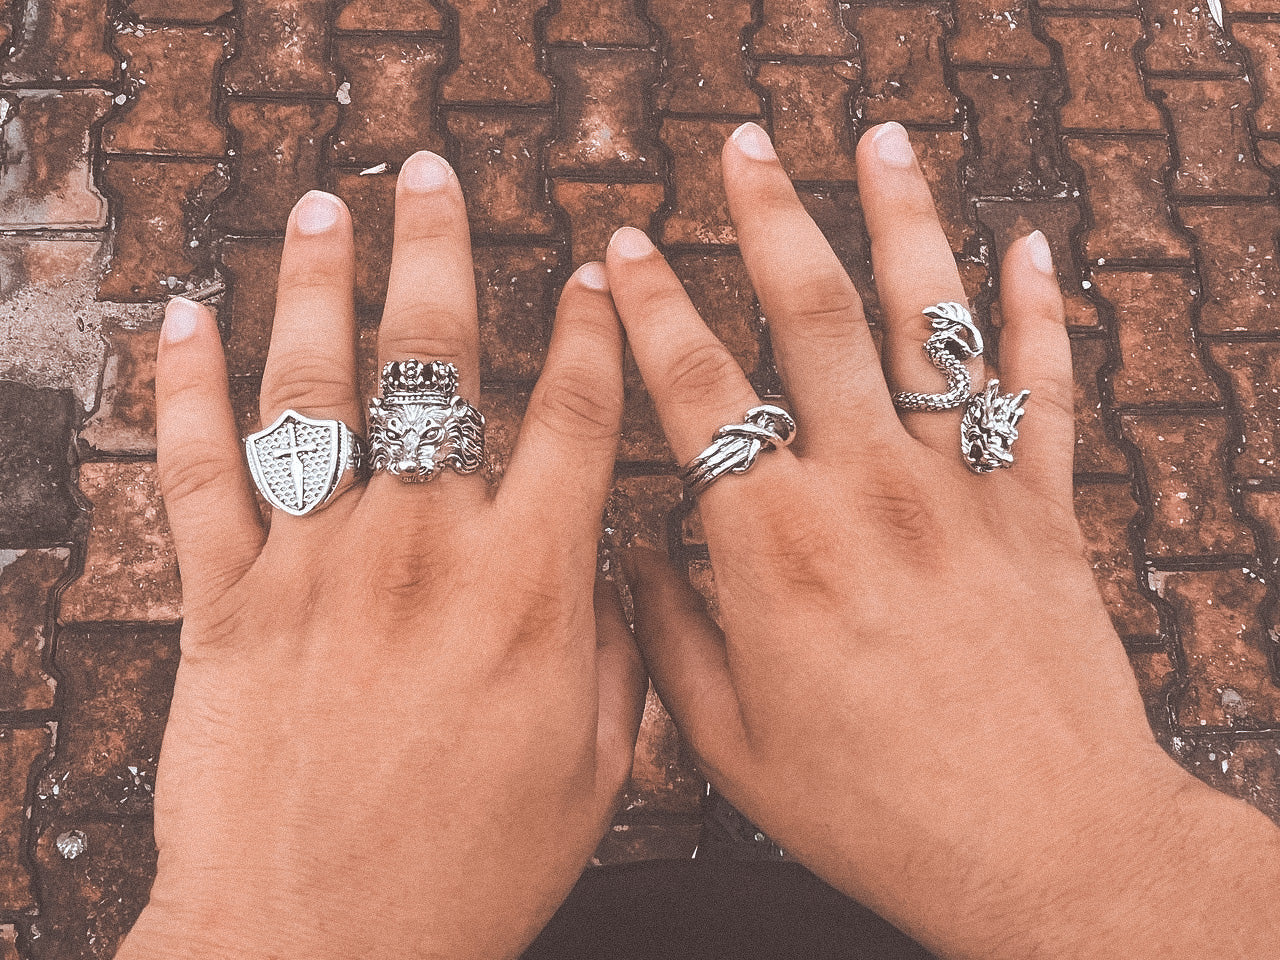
[368,360,485,482]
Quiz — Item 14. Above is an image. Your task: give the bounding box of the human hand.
[117,152,646,960]
[612,122,1280,958]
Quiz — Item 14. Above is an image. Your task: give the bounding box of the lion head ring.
[367,359,486,482]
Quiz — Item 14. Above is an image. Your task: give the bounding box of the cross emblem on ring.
[270,421,319,506]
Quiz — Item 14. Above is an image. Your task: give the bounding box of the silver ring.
[680,404,796,498]
[961,380,1030,473]
[368,360,485,482]
[245,410,367,516]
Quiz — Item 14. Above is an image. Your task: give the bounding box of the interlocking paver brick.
[649,0,761,115]
[912,130,973,254]
[0,90,110,230]
[99,158,224,302]
[475,245,558,381]
[1204,342,1280,479]
[1233,23,1280,135]
[625,686,703,816]
[217,100,337,235]
[1119,415,1256,558]
[755,61,859,182]
[659,119,738,245]
[223,238,284,378]
[0,549,65,711]
[605,476,684,552]
[546,48,660,177]
[620,388,674,464]
[1041,15,1162,133]
[59,463,181,624]
[1128,648,1174,718]
[751,0,855,56]
[335,0,444,31]
[1155,570,1278,730]
[846,5,958,126]
[1151,79,1272,198]
[1173,737,1280,822]
[795,185,879,323]
[1177,204,1280,334]
[222,0,337,95]
[1139,0,1241,76]
[1075,483,1161,639]
[332,171,395,320]
[36,624,179,819]
[956,70,1069,198]
[671,252,761,376]
[125,0,233,20]
[102,25,230,156]
[0,727,51,911]
[330,38,446,169]
[546,0,650,45]
[1243,489,1280,553]
[1,0,114,83]
[80,327,160,456]
[949,0,1051,66]
[445,111,556,237]
[1090,270,1220,406]
[0,383,79,547]
[440,0,553,105]
[1070,337,1129,474]
[551,181,666,265]
[1065,137,1191,261]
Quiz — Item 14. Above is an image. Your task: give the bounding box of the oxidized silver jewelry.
[961,380,1030,474]
[245,409,367,516]
[368,359,485,482]
[680,404,796,498]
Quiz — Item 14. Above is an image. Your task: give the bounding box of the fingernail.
[1026,229,1054,275]
[401,150,453,192]
[577,261,610,292]
[873,122,915,168]
[163,297,202,344]
[294,190,341,234]
[731,121,777,162]
[610,226,654,261]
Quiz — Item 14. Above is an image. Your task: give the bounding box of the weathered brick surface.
[1,0,114,83]
[0,549,67,711]
[1152,79,1273,198]
[846,6,958,126]
[1178,204,1280,334]
[0,384,79,546]
[445,111,556,237]
[0,727,52,911]
[755,62,859,182]
[545,0,650,45]
[1041,15,1162,133]
[1138,0,1242,76]
[950,0,1051,66]
[1206,341,1280,479]
[752,0,855,57]
[80,328,160,455]
[546,48,660,177]
[336,0,444,32]
[659,119,740,245]
[1234,23,1280,135]
[1070,337,1129,474]
[551,181,666,265]
[441,0,553,105]
[648,0,760,115]
[1076,483,1161,639]
[222,0,337,95]
[957,70,1069,198]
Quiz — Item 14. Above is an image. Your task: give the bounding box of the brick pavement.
[1,0,1280,954]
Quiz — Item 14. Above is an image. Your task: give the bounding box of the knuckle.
[260,358,354,415]
[377,307,470,362]
[665,342,744,409]
[787,269,863,333]
[276,262,345,301]
[531,370,621,443]
[158,445,231,507]
[1018,375,1074,424]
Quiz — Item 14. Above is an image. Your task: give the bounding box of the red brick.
[950,0,1051,66]
[1150,79,1272,198]
[755,61,859,182]
[335,0,444,31]
[956,69,1068,198]
[126,0,233,18]
[1155,570,1278,729]
[912,130,972,254]
[1076,483,1160,638]
[331,171,395,322]
[1128,648,1175,714]
[1065,137,1191,261]
[440,0,553,105]
[846,6,958,126]
[1205,342,1280,479]
[81,326,160,455]
[1140,0,1242,76]
[0,89,110,230]
[0,550,65,711]
[551,181,666,265]
[1244,489,1280,552]
[1258,140,1280,169]
[1070,336,1129,474]
[1041,16,1162,133]
[1234,23,1280,136]
[752,0,856,56]
[592,821,701,865]
[670,251,761,377]
[1,0,114,83]
[99,158,224,302]
[1178,204,1280,334]
[620,385,673,464]
[103,25,229,156]
[475,244,558,381]
[217,100,337,234]
[1091,270,1219,406]
[222,0,337,95]
[223,238,283,378]
[330,37,446,168]
[796,185,878,323]
[546,48,661,177]
[623,685,704,816]
[605,476,685,552]
[445,110,555,236]
[649,0,761,115]
[1172,737,1280,823]
[0,728,50,910]
[545,0,651,45]
[1118,415,1256,557]
[0,381,80,546]
[659,118,739,245]
[59,462,181,624]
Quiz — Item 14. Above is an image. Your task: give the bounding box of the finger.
[499,263,624,546]
[156,298,266,601]
[856,122,985,457]
[378,151,479,397]
[592,576,647,812]
[259,191,361,431]
[721,122,902,457]
[622,547,748,782]
[994,231,1073,502]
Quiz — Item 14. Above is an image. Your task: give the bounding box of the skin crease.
[116,126,1280,960]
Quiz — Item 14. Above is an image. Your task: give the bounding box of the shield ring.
[244,409,367,516]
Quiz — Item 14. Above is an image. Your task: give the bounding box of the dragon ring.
[245,410,368,516]
[890,301,1030,474]
[680,404,796,498]
[368,359,485,482]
